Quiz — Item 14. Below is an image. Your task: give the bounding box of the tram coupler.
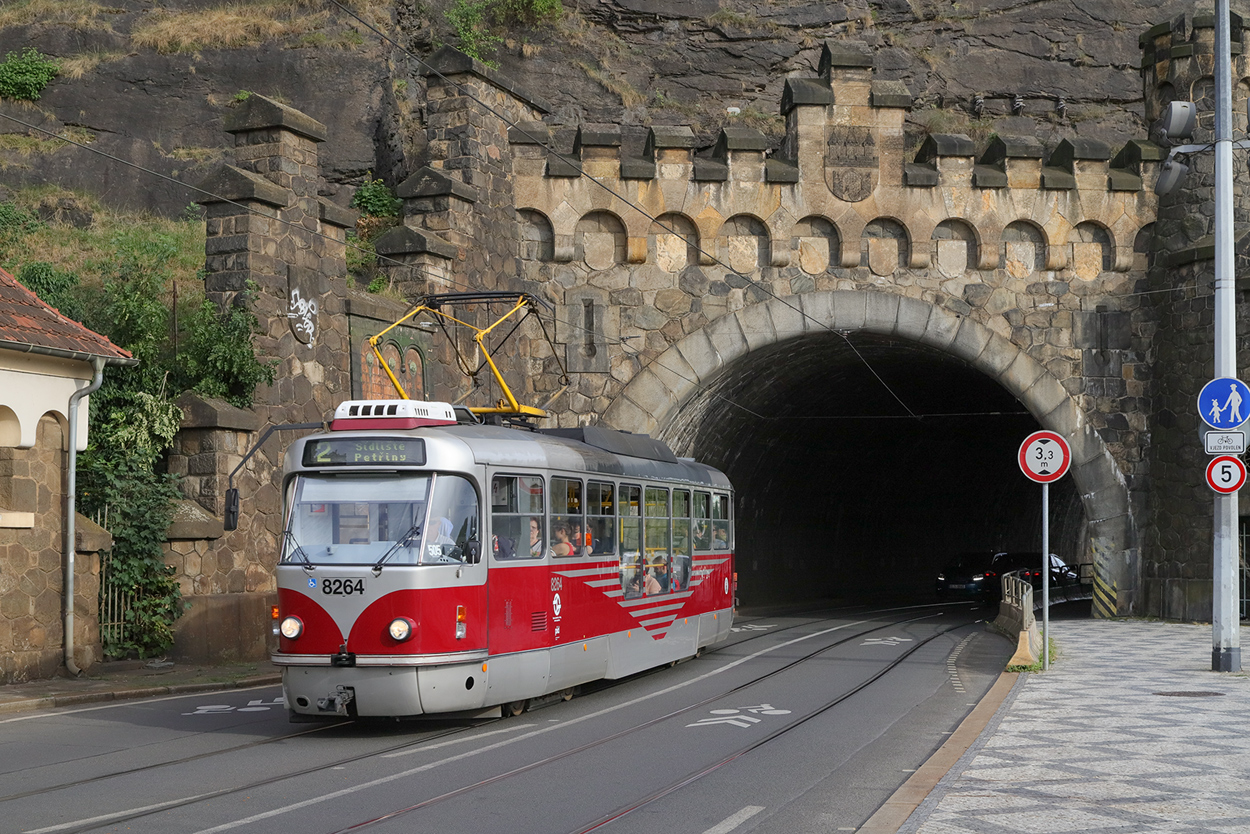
[330,643,356,667]
[316,685,356,716]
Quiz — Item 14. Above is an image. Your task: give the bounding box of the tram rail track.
[312,610,973,834]
[16,604,984,834]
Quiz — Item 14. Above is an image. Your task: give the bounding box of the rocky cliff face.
[0,0,1225,215]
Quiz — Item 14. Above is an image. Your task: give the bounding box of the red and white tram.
[267,399,735,719]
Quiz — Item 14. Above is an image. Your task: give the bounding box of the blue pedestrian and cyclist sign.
[1198,377,1250,430]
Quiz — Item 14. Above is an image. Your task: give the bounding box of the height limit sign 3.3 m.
[1018,430,1072,484]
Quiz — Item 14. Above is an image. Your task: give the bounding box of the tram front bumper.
[284,666,424,717]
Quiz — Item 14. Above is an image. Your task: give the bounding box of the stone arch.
[1002,220,1047,278]
[720,214,771,273]
[576,210,626,271]
[651,213,699,273]
[0,404,19,447]
[793,216,840,275]
[1070,220,1113,281]
[862,218,911,276]
[602,290,1135,614]
[518,209,554,262]
[932,218,980,278]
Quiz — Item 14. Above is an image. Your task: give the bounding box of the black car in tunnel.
[935,552,1000,601]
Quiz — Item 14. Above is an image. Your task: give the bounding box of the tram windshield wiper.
[283,529,313,570]
[373,524,422,573]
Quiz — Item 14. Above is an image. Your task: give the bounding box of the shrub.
[0,47,60,101]
[446,0,502,65]
[350,172,401,218]
[17,261,82,320]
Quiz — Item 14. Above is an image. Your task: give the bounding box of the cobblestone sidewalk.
[900,620,1250,833]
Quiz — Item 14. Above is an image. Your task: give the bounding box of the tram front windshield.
[284,473,477,565]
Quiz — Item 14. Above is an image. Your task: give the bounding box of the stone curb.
[857,670,1020,834]
[0,674,282,716]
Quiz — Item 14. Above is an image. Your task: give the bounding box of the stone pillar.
[417,47,550,286]
[179,96,356,662]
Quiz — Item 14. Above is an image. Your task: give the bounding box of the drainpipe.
[64,357,105,677]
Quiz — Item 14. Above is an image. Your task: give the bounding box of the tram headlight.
[389,617,416,642]
[279,616,303,640]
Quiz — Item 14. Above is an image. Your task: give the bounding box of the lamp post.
[1211,0,1240,673]
[1158,2,1242,672]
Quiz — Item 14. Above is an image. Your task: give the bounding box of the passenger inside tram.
[551,521,575,557]
[529,517,545,557]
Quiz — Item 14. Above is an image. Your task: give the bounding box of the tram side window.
[712,493,731,550]
[644,487,671,595]
[672,489,691,592]
[491,475,545,560]
[693,491,713,552]
[551,477,584,558]
[619,485,643,596]
[587,481,615,556]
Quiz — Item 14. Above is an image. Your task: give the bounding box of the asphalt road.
[1,600,1013,834]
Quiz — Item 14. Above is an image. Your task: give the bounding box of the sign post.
[1197,376,1248,672]
[1018,430,1072,671]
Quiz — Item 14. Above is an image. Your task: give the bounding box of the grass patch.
[130,1,329,54]
[0,186,206,293]
[0,0,117,31]
[153,143,224,165]
[577,62,644,108]
[0,126,95,163]
[58,49,128,80]
[1006,636,1059,673]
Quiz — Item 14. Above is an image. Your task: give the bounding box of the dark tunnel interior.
[666,332,1085,608]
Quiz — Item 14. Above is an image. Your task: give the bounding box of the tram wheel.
[506,699,527,717]
[561,688,574,701]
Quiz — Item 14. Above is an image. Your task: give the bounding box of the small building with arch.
[0,266,133,682]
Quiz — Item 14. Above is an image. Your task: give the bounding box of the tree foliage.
[10,206,274,657]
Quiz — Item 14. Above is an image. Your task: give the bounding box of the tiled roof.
[0,267,134,363]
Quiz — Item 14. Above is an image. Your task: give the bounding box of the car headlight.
[279,616,303,639]
[937,573,945,581]
[389,617,415,642]
[972,574,985,581]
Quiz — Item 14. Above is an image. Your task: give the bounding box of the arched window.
[1070,221,1112,280]
[862,218,910,276]
[932,219,979,277]
[517,209,554,262]
[722,215,770,273]
[651,213,699,273]
[576,211,626,270]
[1002,221,1046,276]
[793,216,840,275]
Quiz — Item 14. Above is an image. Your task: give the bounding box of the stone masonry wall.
[0,416,107,682]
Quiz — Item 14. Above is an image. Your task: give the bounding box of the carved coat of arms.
[825,126,878,203]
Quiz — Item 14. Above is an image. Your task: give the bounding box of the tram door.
[486,473,553,655]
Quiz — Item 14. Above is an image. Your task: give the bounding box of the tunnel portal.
[663,330,1084,608]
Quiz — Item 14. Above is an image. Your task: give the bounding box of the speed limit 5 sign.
[1206,455,1247,494]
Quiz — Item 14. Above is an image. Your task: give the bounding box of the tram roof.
[444,423,732,489]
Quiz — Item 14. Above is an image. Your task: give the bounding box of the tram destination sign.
[303,437,426,467]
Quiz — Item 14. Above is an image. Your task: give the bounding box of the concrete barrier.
[992,572,1041,666]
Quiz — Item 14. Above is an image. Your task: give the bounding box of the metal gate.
[94,508,134,654]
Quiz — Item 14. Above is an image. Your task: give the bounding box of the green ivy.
[176,293,277,407]
[0,48,59,102]
[349,173,401,218]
